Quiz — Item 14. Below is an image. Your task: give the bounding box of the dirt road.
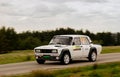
[0,53,120,76]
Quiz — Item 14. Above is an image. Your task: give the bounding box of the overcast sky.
[0,0,120,33]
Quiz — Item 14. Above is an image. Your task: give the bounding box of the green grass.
[0,46,120,64]
[102,46,120,54]
[3,61,120,77]
[0,50,34,64]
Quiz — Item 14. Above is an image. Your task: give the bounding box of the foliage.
[18,36,41,50]
[0,27,120,53]
[102,46,120,54]
[0,27,18,53]
[0,50,34,64]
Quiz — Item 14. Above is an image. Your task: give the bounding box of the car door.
[72,37,83,59]
[80,37,91,57]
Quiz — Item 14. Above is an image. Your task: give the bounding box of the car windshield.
[49,36,72,45]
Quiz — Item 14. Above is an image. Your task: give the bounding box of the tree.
[0,27,17,53]
[0,26,119,54]
[18,36,41,50]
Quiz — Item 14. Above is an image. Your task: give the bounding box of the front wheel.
[61,53,70,65]
[36,59,45,64]
[88,51,97,62]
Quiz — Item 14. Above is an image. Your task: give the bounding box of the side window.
[73,37,81,45]
[80,37,90,45]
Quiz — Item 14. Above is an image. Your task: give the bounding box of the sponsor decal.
[73,46,81,51]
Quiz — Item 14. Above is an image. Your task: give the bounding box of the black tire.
[36,59,45,64]
[61,53,70,65]
[88,51,97,62]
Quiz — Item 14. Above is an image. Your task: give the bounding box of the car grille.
[40,49,52,53]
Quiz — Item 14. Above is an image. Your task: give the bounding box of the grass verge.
[102,46,120,54]
[3,61,120,77]
[0,50,34,64]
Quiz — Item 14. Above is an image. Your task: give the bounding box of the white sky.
[0,0,120,33]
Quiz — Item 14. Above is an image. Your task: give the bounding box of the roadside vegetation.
[0,27,120,54]
[0,50,34,64]
[102,46,120,54]
[3,61,120,77]
[0,46,120,64]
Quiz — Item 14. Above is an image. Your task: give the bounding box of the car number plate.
[43,55,50,59]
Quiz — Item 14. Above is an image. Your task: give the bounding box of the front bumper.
[35,53,60,61]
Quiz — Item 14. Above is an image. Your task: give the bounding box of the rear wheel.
[36,59,45,64]
[61,53,70,65]
[88,51,97,62]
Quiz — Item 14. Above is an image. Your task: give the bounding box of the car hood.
[34,45,67,50]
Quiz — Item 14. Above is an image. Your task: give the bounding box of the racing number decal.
[73,46,81,51]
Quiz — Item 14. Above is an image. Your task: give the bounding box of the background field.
[102,46,120,53]
[0,50,34,64]
[0,46,120,64]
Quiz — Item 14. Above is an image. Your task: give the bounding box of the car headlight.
[35,49,41,53]
[52,49,58,53]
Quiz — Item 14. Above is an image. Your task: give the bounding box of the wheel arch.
[59,49,71,60]
[89,47,97,56]
[88,47,98,62]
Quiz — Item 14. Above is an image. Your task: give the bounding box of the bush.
[30,70,54,77]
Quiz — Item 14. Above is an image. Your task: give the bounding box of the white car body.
[34,35,102,64]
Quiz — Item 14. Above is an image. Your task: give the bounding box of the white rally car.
[34,35,102,65]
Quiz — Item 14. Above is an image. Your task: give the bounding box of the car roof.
[56,35,88,37]
[54,35,92,43]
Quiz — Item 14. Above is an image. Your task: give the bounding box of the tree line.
[0,27,120,54]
